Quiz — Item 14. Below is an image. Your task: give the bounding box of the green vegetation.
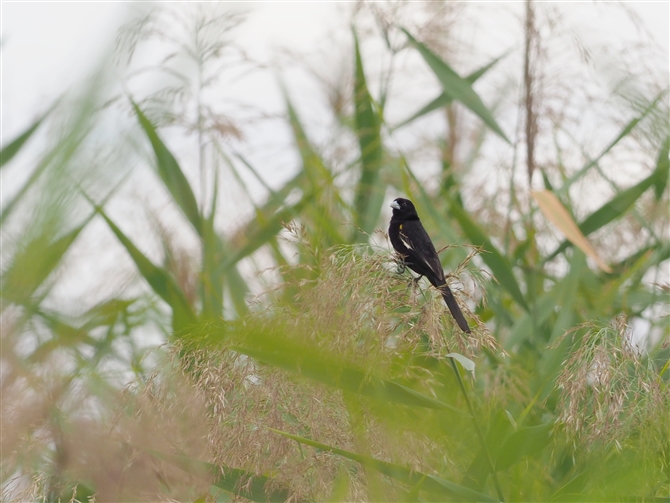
[2,4,668,502]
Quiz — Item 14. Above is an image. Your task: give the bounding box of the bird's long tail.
[438,284,471,333]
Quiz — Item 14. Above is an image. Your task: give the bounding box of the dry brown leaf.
[532,190,612,273]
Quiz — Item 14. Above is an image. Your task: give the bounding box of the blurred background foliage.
[2,2,668,502]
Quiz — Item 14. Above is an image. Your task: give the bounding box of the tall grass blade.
[494,422,552,471]
[653,135,669,199]
[146,449,292,502]
[284,94,345,246]
[132,101,202,234]
[270,429,499,502]
[218,198,310,275]
[95,205,196,331]
[394,51,509,130]
[401,29,510,143]
[1,113,90,227]
[559,91,665,193]
[504,283,566,349]
[448,200,528,310]
[461,410,514,491]
[229,343,460,412]
[27,310,95,364]
[353,31,384,239]
[1,221,87,305]
[200,168,223,319]
[0,111,49,168]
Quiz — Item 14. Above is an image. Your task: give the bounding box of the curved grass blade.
[284,93,345,246]
[3,180,122,306]
[558,91,665,194]
[448,200,528,311]
[0,109,50,168]
[653,135,669,200]
[285,95,347,247]
[394,50,509,131]
[494,423,552,472]
[94,205,196,332]
[1,112,89,227]
[353,30,384,239]
[402,28,510,143]
[198,154,249,319]
[27,311,95,364]
[574,168,657,234]
[461,410,514,491]
[504,252,585,350]
[218,196,310,275]
[146,449,293,502]
[229,344,461,413]
[217,155,316,315]
[201,166,224,319]
[132,101,202,235]
[270,429,498,502]
[1,220,88,305]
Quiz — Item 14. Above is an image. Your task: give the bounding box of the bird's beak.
[390,201,400,210]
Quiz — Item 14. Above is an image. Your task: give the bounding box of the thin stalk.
[523,0,538,185]
[447,355,505,502]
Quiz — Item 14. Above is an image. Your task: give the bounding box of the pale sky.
[2,2,667,140]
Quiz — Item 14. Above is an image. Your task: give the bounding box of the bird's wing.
[400,221,445,283]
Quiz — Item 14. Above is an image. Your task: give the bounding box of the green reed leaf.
[1,221,87,305]
[0,110,49,168]
[95,205,196,332]
[271,429,499,502]
[448,200,528,311]
[353,30,385,240]
[147,449,292,502]
[394,50,509,130]
[132,101,202,235]
[402,29,510,143]
[230,343,460,412]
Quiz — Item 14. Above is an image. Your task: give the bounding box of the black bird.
[389,197,471,333]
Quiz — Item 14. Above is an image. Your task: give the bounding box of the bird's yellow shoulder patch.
[399,224,403,230]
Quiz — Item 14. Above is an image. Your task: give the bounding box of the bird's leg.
[395,261,407,275]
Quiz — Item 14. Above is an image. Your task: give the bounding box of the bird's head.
[390,198,417,217]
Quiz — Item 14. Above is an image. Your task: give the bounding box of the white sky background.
[2,2,668,208]
[3,2,668,140]
[2,2,345,137]
[1,1,668,329]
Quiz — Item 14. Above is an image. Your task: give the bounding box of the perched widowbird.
[389,197,471,333]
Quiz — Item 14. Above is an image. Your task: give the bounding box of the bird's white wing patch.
[400,233,414,250]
